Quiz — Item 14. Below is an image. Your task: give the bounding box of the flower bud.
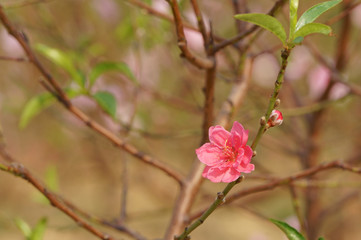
[267,110,283,127]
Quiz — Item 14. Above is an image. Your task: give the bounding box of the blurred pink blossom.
[308,65,349,100]
[285,46,313,81]
[351,4,361,29]
[92,0,119,23]
[196,122,254,183]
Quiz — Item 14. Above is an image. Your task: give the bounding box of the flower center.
[224,145,237,162]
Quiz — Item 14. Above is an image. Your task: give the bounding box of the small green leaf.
[294,23,332,39]
[45,166,58,191]
[14,218,32,238]
[19,92,56,129]
[270,219,305,240]
[293,36,304,44]
[235,13,287,45]
[29,218,47,240]
[295,0,342,31]
[93,91,117,118]
[289,0,299,41]
[318,238,325,240]
[35,44,85,87]
[19,88,84,129]
[88,62,137,88]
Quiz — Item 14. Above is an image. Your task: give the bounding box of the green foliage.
[19,92,56,129]
[234,0,342,47]
[234,13,287,45]
[33,165,59,204]
[93,91,117,118]
[295,0,342,31]
[29,218,47,240]
[19,88,83,129]
[89,61,138,88]
[15,218,32,238]
[15,218,47,240]
[22,43,137,127]
[270,219,305,240]
[294,23,332,39]
[35,44,85,87]
[289,0,299,41]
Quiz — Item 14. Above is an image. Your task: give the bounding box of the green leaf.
[19,88,84,129]
[29,218,47,240]
[88,62,137,88]
[295,0,342,31]
[45,166,58,191]
[318,238,325,240]
[293,36,304,44]
[294,23,332,39]
[234,13,287,45]
[93,91,117,118]
[19,92,56,129]
[14,218,32,238]
[270,219,305,240]
[289,0,299,41]
[35,44,85,87]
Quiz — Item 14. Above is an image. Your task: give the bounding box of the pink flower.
[267,110,283,127]
[196,122,254,183]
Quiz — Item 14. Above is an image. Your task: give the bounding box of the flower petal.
[202,166,212,178]
[231,121,249,146]
[205,167,240,183]
[196,143,222,166]
[237,163,255,173]
[231,121,245,135]
[209,126,231,147]
[239,146,253,165]
[221,167,241,182]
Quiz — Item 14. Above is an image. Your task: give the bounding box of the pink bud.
[267,110,283,127]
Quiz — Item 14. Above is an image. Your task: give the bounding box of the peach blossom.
[196,122,254,183]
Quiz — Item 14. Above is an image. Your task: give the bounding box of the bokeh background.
[0,0,361,239]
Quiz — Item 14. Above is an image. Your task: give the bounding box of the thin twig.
[0,55,28,62]
[190,0,209,50]
[0,150,118,240]
[212,0,287,53]
[0,6,184,184]
[189,160,361,221]
[125,0,227,44]
[165,0,214,69]
[289,184,307,236]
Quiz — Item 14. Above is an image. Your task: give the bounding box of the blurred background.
[0,0,360,239]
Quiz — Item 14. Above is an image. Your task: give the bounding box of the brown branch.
[0,55,28,62]
[190,0,209,50]
[189,160,361,221]
[54,191,147,240]
[212,0,287,53]
[165,0,214,69]
[305,42,361,98]
[0,150,119,240]
[215,57,253,128]
[304,2,352,239]
[232,0,248,33]
[125,0,227,44]
[0,6,184,184]
[289,184,307,236]
[2,0,55,9]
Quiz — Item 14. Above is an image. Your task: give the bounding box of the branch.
[190,0,209,50]
[125,0,227,44]
[189,160,361,221]
[0,6,184,184]
[165,0,214,69]
[0,150,120,240]
[212,0,287,53]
